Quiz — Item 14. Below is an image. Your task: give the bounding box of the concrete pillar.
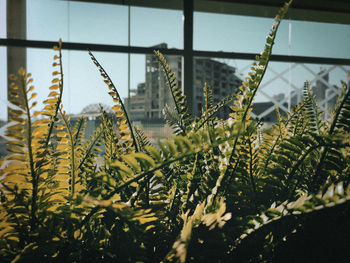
[7,0,26,119]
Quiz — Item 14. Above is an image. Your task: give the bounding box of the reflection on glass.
[190,57,350,124]
[193,57,242,118]
[194,11,350,59]
[131,7,182,48]
[226,59,350,123]
[128,51,183,141]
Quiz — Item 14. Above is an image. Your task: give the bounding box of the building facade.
[126,44,242,121]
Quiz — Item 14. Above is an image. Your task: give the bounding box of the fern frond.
[330,78,350,133]
[196,92,236,131]
[233,183,350,262]
[0,69,48,243]
[223,0,292,188]
[204,82,214,113]
[302,81,324,134]
[154,51,191,134]
[163,198,231,263]
[88,51,138,152]
[76,126,103,176]
[81,124,239,226]
[311,79,350,191]
[259,103,306,179]
[134,126,150,151]
[99,105,122,163]
[58,106,78,195]
[163,104,184,135]
[42,39,64,149]
[72,117,86,147]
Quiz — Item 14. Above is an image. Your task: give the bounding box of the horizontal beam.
[195,0,350,25]
[62,0,350,25]
[1,38,350,65]
[193,50,350,65]
[0,38,184,56]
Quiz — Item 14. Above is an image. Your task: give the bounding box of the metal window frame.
[2,0,350,116]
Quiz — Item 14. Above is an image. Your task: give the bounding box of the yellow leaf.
[49,85,60,90]
[112,105,122,111]
[29,93,37,100]
[54,174,69,181]
[33,118,50,126]
[118,118,127,125]
[57,181,70,189]
[48,91,59,97]
[74,230,81,239]
[130,182,138,187]
[18,68,26,76]
[27,86,34,92]
[43,98,58,104]
[119,124,129,131]
[56,131,67,138]
[115,111,124,118]
[120,133,131,140]
[2,173,28,184]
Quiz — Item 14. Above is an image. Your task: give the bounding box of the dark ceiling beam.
[207,0,350,14]
[63,0,350,25]
[195,0,350,25]
[60,0,182,10]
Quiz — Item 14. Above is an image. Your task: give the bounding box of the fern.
[233,183,350,261]
[2,1,350,262]
[223,0,293,190]
[154,51,191,135]
[89,51,138,152]
[302,81,324,135]
[311,77,350,191]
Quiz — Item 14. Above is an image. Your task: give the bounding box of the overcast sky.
[1,0,350,121]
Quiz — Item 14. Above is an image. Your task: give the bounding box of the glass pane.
[26,48,128,115]
[27,0,128,45]
[27,0,69,41]
[0,0,6,38]
[131,7,183,49]
[68,1,128,45]
[258,62,350,120]
[194,11,350,59]
[193,57,243,118]
[129,53,182,141]
[192,57,350,123]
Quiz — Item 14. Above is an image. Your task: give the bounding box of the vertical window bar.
[183,0,193,115]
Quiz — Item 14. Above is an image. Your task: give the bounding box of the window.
[194,11,350,59]
[1,0,350,141]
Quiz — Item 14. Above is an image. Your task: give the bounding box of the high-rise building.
[126,43,241,122]
[312,70,338,111]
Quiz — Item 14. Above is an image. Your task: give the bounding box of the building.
[126,43,241,122]
[311,70,339,119]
